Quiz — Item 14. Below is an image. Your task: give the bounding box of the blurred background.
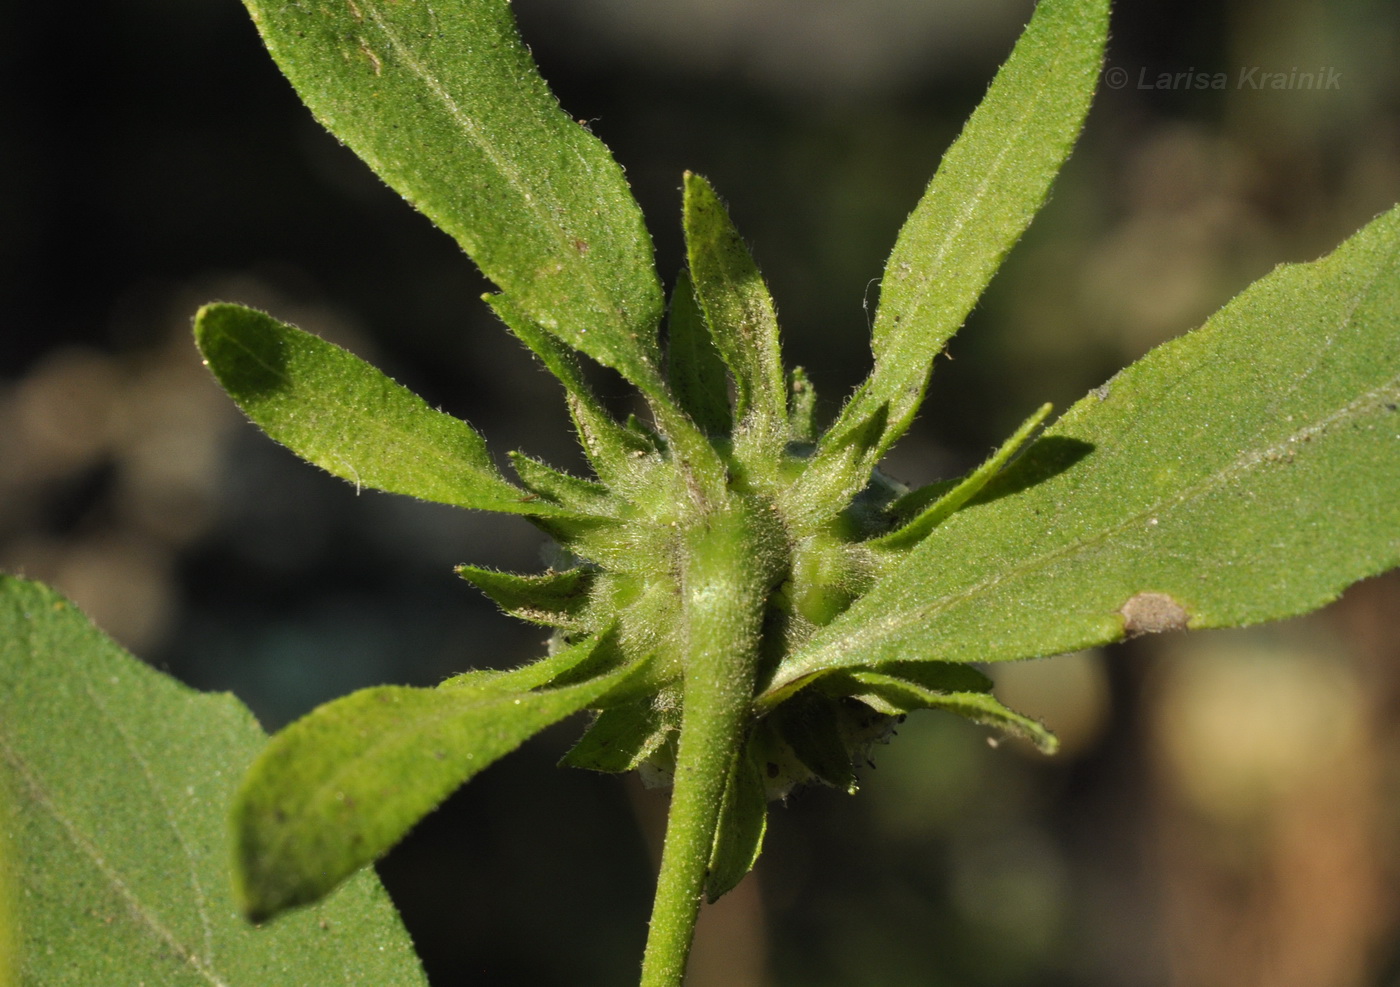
[3,0,1399,983]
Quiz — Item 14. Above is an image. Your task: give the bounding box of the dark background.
[3,0,1400,984]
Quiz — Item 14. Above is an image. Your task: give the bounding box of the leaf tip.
[191,301,227,351]
[1032,728,1060,756]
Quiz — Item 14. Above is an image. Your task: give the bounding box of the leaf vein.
[0,730,230,987]
[783,369,1400,684]
[361,1,618,325]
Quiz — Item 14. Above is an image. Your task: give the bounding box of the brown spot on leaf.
[1119,591,1189,636]
[358,38,382,76]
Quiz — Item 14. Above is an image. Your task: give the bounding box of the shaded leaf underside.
[768,204,1400,700]
[233,633,642,921]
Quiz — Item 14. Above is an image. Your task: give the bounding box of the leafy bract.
[666,270,733,438]
[233,632,646,921]
[196,302,570,517]
[787,367,819,444]
[682,173,787,460]
[793,0,1109,522]
[484,293,657,493]
[0,575,426,986]
[561,702,674,773]
[240,0,666,397]
[456,564,594,628]
[489,285,727,497]
[834,670,1057,754]
[872,402,1053,550]
[704,752,766,902]
[765,205,1400,702]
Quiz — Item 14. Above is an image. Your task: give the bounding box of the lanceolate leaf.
[764,205,1400,702]
[829,659,995,697]
[704,752,766,902]
[683,173,787,458]
[838,671,1058,754]
[233,633,646,922]
[196,303,568,517]
[665,269,733,438]
[509,453,622,517]
[561,702,674,773]
[0,576,425,985]
[797,0,1108,518]
[485,293,655,492]
[872,402,1053,550]
[456,564,595,627]
[437,630,616,692]
[490,284,726,498]
[241,0,667,396]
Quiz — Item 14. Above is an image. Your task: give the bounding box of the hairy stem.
[639,506,767,987]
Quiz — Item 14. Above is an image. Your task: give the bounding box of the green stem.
[639,507,766,987]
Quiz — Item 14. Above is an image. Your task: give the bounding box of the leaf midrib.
[0,625,234,987]
[362,1,631,343]
[262,670,617,868]
[776,367,1400,690]
[216,321,562,515]
[869,26,1084,412]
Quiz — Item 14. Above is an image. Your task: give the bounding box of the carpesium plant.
[2,0,1397,983]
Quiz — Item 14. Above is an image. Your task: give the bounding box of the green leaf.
[195,303,568,517]
[437,629,611,692]
[767,695,860,794]
[491,283,728,502]
[825,660,995,699]
[0,575,425,985]
[560,702,674,773]
[682,173,787,456]
[782,404,889,533]
[787,366,819,444]
[798,0,1108,517]
[241,0,666,396]
[508,453,622,517]
[665,269,733,438]
[842,671,1058,754]
[764,204,1400,703]
[233,632,645,922]
[456,564,595,628]
[883,478,958,526]
[485,293,655,491]
[871,402,1052,550]
[704,751,766,902]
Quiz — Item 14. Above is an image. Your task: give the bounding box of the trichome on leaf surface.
[4,0,1395,984]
